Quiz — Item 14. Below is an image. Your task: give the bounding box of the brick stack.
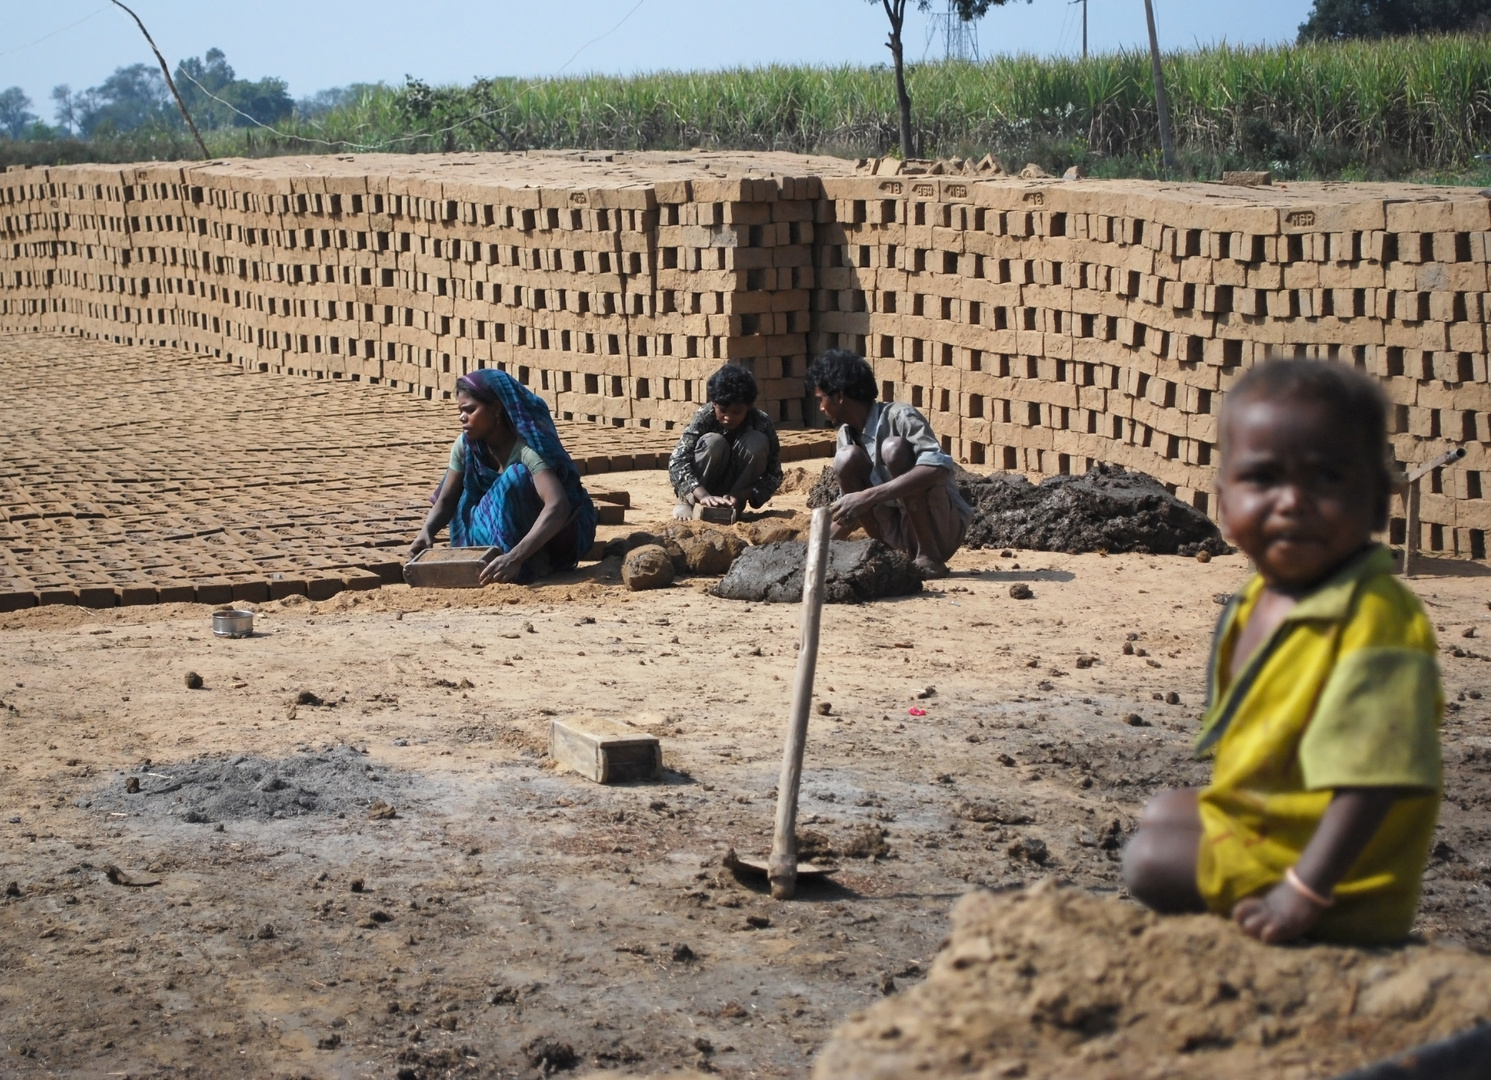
[811,173,1490,558]
[0,153,838,437]
[2,153,1488,558]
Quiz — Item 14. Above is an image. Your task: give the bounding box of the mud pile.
[806,463,1226,557]
[963,464,1229,556]
[814,882,1491,1080]
[87,747,416,823]
[714,539,921,603]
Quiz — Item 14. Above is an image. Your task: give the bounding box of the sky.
[2,0,1319,122]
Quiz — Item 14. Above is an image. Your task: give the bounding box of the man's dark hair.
[706,363,758,408]
[1222,358,1393,526]
[805,349,878,403]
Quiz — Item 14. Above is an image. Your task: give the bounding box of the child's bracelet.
[1284,867,1335,908]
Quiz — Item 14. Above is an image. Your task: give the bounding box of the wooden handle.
[768,506,832,900]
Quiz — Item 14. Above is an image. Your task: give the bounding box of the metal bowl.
[211,609,254,638]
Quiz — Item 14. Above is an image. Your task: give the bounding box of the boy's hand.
[1231,882,1321,944]
[831,489,875,525]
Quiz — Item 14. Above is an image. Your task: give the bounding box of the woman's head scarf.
[451,369,596,556]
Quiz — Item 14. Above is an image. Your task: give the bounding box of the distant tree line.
[0,48,375,143]
[1299,0,1491,39]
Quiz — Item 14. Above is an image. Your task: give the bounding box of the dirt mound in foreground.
[964,464,1229,556]
[813,882,1491,1080]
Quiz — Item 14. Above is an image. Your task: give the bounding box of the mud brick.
[341,569,382,591]
[194,581,234,606]
[306,575,344,601]
[361,561,404,585]
[268,576,308,599]
[117,584,158,606]
[231,580,270,604]
[68,583,114,608]
[153,583,195,604]
[37,587,79,606]
[0,590,38,612]
[549,716,662,784]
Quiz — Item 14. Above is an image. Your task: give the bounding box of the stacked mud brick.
[2,153,1488,557]
[0,152,839,447]
[811,174,1490,558]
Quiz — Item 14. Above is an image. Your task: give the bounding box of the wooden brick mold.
[2,153,1488,558]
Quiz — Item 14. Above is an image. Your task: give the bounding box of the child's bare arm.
[1233,787,1400,943]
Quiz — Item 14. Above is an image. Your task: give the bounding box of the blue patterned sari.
[446,369,596,581]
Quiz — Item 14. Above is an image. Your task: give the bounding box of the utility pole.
[109,0,210,158]
[1142,0,1177,174]
[1078,0,1088,58]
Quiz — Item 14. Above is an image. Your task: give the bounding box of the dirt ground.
[2,470,1490,1079]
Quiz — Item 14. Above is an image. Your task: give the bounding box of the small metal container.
[211,609,255,638]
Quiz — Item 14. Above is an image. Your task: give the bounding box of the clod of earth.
[368,799,397,820]
[962,464,1230,556]
[1123,713,1149,727]
[842,824,891,859]
[812,882,1491,1080]
[296,690,324,706]
[522,1037,577,1072]
[1009,583,1034,600]
[714,539,921,604]
[622,544,675,591]
[4,881,19,897]
[124,776,140,794]
[806,466,842,509]
[184,671,203,690]
[1008,836,1049,864]
[661,524,746,575]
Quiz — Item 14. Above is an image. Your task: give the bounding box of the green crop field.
[8,33,1491,182]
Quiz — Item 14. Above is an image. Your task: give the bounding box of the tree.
[0,87,38,140]
[871,0,1029,159]
[51,85,78,136]
[1300,0,1491,40]
[76,64,171,136]
[176,48,293,129]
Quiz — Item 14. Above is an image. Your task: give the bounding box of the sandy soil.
[2,473,1489,1079]
[816,882,1491,1080]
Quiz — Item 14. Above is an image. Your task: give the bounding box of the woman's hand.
[1232,881,1322,944]
[479,549,525,585]
[409,529,434,560]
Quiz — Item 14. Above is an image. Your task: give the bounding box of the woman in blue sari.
[409,369,597,584]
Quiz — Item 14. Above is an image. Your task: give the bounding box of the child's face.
[713,402,749,431]
[1217,395,1382,591]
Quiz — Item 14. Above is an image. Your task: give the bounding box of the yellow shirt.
[1194,544,1443,944]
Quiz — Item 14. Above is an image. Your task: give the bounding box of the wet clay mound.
[814,882,1491,1080]
[964,464,1230,556]
[87,747,416,824]
[714,539,922,603]
[806,465,842,509]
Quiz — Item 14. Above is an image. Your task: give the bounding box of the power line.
[0,6,108,61]
[108,0,209,158]
[555,0,648,76]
